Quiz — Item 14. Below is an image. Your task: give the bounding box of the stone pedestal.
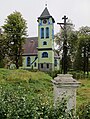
[52,74,80,111]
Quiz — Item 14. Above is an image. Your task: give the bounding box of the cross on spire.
[45,1,47,7]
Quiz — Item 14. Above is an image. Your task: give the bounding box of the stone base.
[52,74,80,111]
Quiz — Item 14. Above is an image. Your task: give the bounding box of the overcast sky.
[0,0,89,37]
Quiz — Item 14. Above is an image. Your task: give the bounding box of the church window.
[42,52,48,58]
[27,57,31,67]
[34,62,37,67]
[43,41,47,45]
[41,64,43,68]
[41,28,44,39]
[54,59,57,66]
[46,27,49,38]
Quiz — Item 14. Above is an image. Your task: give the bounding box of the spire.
[38,5,55,23]
[40,7,51,18]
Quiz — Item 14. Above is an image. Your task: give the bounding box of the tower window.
[43,41,47,45]
[54,59,57,66]
[52,29,54,39]
[39,20,42,26]
[41,28,44,39]
[27,57,31,67]
[42,52,48,58]
[46,27,49,38]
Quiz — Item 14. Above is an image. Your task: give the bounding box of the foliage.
[0,69,90,118]
[2,11,27,69]
[47,70,61,78]
[78,26,90,37]
[0,69,76,119]
[55,25,90,72]
[77,102,90,119]
[0,31,9,67]
[74,37,90,72]
[74,26,90,71]
[70,71,84,79]
[0,89,75,119]
[0,69,53,99]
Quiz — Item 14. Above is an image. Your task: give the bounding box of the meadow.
[0,68,90,118]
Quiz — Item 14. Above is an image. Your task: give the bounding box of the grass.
[0,68,52,81]
[0,68,53,104]
[77,79,90,107]
[0,68,90,108]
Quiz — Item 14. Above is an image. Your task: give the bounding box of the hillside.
[0,68,90,105]
[0,69,53,102]
[0,69,90,118]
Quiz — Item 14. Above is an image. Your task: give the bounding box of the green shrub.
[47,70,60,78]
[69,71,85,79]
[0,67,75,119]
[0,87,75,119]
[77,102,90,119]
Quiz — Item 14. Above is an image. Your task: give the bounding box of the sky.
[0,0,89,37]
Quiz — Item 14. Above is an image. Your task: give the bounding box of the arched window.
[46,27,49,38]
[54,59,57,66]
[42,52,48,58]
[43,41,47,45]
[41,28,44,39]
[27,57,31,66]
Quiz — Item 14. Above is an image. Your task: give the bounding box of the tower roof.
[38,7,55,23]
[40,7,51,18]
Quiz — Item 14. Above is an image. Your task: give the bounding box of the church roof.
[38,7,55,23]
[23,37,60,59]
[23,37,38,56]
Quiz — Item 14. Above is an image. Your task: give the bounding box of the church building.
[22,7,60,71]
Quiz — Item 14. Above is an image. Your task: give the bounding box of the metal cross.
[57,15,72,74]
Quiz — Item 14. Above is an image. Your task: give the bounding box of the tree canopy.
[55,24,90,72]
[74,26,90,72]
[2,11,27,69]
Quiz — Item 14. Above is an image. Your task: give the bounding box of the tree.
[0,29,8,67]
[2,11,27,69]
[55,20,78,71]
[74,26,90,74]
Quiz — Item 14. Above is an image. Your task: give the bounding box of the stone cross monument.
[52,74,80,111]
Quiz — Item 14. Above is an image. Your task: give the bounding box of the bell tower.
[37,6,55,71]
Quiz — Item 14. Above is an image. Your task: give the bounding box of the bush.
[0,87,75,119]
[77,102,90,119]
[47,70,61,78]
[69,71,85,79]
